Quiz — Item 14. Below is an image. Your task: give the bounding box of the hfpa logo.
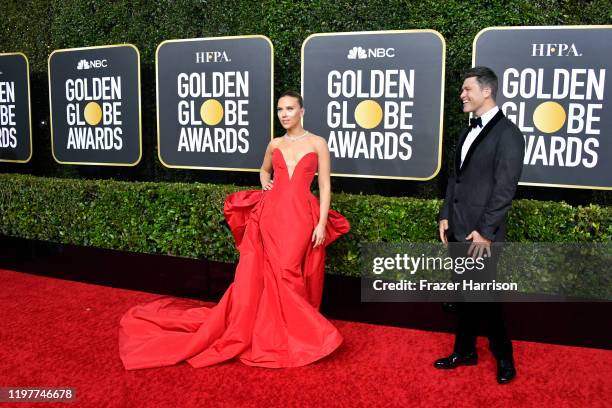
[195,51,231,63]
[347,46,395,60]
[531,43,582,57]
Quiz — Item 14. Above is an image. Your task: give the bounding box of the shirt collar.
[476,105,499,128]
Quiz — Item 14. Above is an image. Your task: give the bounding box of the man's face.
[460,76,489,114]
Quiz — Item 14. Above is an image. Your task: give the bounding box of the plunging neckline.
[273,149,317,181]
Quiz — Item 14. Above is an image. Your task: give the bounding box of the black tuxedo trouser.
[447,238,513,360]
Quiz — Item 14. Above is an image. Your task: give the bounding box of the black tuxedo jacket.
[440,110,525,242]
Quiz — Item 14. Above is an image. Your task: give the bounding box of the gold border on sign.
[0,52,33,163]
[300,29,446,180]
[155,35,274,172]
[473,25,612,190]
[47,43,143,167]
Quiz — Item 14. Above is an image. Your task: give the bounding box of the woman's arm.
[260,141,275,190]
[312,137,331,247]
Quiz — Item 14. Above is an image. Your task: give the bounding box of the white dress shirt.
[460,106,499,168]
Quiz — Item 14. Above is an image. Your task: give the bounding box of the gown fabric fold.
[119,149,350,369]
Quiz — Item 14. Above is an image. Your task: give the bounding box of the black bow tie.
[469,117,483,129]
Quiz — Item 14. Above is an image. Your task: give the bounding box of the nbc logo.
[76,59,108,70]
[77,59,91,70]
[347,46,367,60]
[347,46,396,60]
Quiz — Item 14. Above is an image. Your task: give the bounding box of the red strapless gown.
[119,149,350,369]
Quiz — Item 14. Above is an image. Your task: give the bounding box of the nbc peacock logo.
[347,46,367,60]
[76,58,108,70]
[77,59,91,70]
[347,46,396,60]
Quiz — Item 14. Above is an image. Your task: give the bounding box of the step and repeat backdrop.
[156,35,273,171]
[1,26,610,189]
[474,26,611,189]
[0,52,32,163]
[302,30,445,180]
[48,44,141,166]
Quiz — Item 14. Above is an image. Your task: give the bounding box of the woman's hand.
[262,179,274,191]
[312,223,326,248]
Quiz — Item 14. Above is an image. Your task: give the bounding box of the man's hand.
[465,230,491,259]
[439,219,449,246]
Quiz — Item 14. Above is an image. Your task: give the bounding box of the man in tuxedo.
[435,66,525,384]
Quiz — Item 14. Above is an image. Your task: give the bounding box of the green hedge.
[1,0,611,204]
[1,173,609,277]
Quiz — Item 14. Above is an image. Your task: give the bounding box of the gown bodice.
[271,148,318,193]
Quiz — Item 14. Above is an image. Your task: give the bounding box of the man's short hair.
[463,66,498,100]
[279,90,303,108]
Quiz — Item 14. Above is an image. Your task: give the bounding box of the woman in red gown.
[119,91,350,369]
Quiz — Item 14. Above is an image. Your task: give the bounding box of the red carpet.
[0,268,610,408]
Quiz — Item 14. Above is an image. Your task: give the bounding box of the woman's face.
[277,96,304,130]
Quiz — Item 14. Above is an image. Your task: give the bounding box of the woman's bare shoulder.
[309,134,328,151]
[268,137,283,150]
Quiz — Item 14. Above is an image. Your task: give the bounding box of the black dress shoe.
[433,352,478,369]
[496,358,517,384]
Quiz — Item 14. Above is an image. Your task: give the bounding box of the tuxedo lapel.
[455,127,470,175]
[458,110,504,174]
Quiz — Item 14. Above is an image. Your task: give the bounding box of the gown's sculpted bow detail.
[119,149,350,369]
